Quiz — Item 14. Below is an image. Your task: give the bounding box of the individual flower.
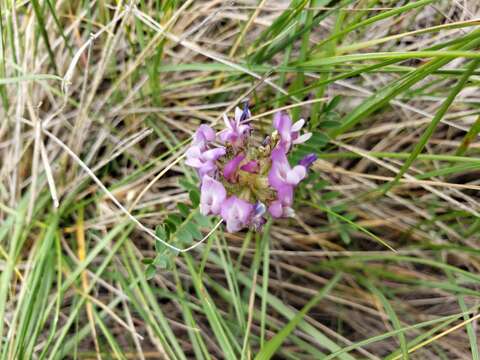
[268,183,294,218]
[268,146,307,190]
[273,111,312,150]
[220,196,254,232]
[219,107,251,148]
[193,124,216,148]
[200,175,227,216]
[185,146,226,178]
[185,146,225,168]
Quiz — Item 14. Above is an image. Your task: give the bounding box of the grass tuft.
[1,1,480,358]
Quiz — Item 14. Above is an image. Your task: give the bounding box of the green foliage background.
[1,1,480,359]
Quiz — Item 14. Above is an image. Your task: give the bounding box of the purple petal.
[240,102,251,121]
[219,124,250,148]
[185,157,204,168]
[273,111,293,148]
[186,145,201,157]
[271,145,287,162]
[273,111,292,133]
[268,163,284,190]
[268,195,295,218]
[251,201,266,230]
[185,146,203,168]
[237,124,251,136]
[268,183,294,218]
[185,145,224,177]
[203,147,226,161]
[276,184,293,205]
[268,201,283,218]
[286,165,306,185]
[224,153,245,183]
[240,160,259,173]
[193,124,216,146]
[268,147,290,190]
[198,161,217,178]
[219,129,233,143]
[299,153,317,168]
[220,196,253,232]
[200,175,227,215]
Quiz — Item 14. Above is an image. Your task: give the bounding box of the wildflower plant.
[185,104,317,232]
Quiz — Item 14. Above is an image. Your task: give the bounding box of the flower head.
[185,106,315,232]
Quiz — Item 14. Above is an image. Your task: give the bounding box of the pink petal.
[218,129,229,143]
[186,146,202,157]
[185,157,204,168]
[200,175,226,215]
[240,160,259,173]
[223,114,232,130]
[292,132,312,145]
[203,147,226,161]
[273,111,291,132]
[198,161,216,178]
[224,153,245,183]
[268,201,283,218]
[238,124,251,135]
[196,124,216,143]
[234,107,243,123]
[268,162,285,189]
[220,196,253,232]
[276,184,293,205]
[268,147,292,189]
[286,165,306,185]
[291,119,305,132]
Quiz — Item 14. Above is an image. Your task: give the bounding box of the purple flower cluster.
[186,105,316,232]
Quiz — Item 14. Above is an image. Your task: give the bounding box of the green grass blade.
[255,273,342,360]
[259,219,272,347]
[382,58,480,193]
[363,279,408,359]
[184,253,238,359]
